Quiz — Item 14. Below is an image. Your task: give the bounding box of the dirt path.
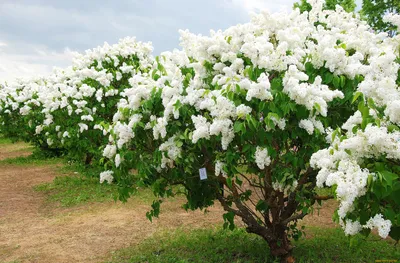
[0,142,337,263]
[0,143,224,263]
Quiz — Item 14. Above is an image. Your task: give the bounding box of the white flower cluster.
[299,117,325,135]
[312,123,400,237]
[341,214,392,238]
[100,170,114,184]
[383,13,400,29]
[283,68,344,117]
[365,214,392,238]
[255,147,271,170]
[159,135,182,169]
[215,160,227,177]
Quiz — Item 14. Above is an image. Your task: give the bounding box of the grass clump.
[34,163,119,207]
[34,175,118,207]
[33,161,156,207]
[0,136,12,144]
[0,153,62,166]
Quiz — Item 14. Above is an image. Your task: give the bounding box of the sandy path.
[0,142,337,263]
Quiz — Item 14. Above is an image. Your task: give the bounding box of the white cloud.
[0,45,75,84]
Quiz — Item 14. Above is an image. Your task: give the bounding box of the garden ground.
[0,140,398,263]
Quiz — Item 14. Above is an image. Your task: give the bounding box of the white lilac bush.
[0,37,155,161]
[0,0,399,258]
[0,77,49,149]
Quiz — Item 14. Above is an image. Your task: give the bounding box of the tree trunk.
[266,227,293,257]
[244,222,293,260]
[85,153,93,165]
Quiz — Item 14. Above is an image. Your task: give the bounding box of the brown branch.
[282,212,307,225]
[280,167,318,224]
[219,176,269,227]
[313,195,334,200]
[230,180,267,227]
[237,172,266,202]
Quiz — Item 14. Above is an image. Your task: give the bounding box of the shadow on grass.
[106,227,399,263]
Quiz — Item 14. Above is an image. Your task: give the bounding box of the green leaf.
[234,121,245,134]
[324,72,334,84]
[255,200,269,213]
[340,75,346,88]
[388,125,399,132]
[226,177,233,189]
[331,129,339,141]
[367,98,376,110]
[314,103,321,113]
[242,144,252,153]
[358,101,369,118]
[267,112,280,121]
[352,92,363,104]
[223,211,236,230]
[305,62,314,74]
[349,236,358,248]
[236,176,243,187]
[380,171,398,187]
[333,76,340,89]
[271,77,283,91]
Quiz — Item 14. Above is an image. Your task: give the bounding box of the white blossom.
[100,170,114,184]
[255,146,271,170]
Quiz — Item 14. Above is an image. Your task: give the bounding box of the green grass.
[0,136,12,144]
[106,227,399,263]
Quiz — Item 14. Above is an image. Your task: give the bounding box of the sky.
[0,0,302,83]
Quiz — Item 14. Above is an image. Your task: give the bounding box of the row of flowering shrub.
[1,0,399,257]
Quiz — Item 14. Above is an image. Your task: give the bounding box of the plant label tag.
[199,167,207,180]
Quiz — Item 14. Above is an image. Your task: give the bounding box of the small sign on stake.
[199,167,207,180]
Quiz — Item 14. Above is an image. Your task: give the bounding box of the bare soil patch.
[0,142,337,263]
[300,200,339,229]
[0,143,224,263]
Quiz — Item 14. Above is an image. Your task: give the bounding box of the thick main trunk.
[248,224,292,258]
[215,180,296,261]
[266,228,292,257]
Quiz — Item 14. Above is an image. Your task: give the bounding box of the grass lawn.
[106,227,399,263]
